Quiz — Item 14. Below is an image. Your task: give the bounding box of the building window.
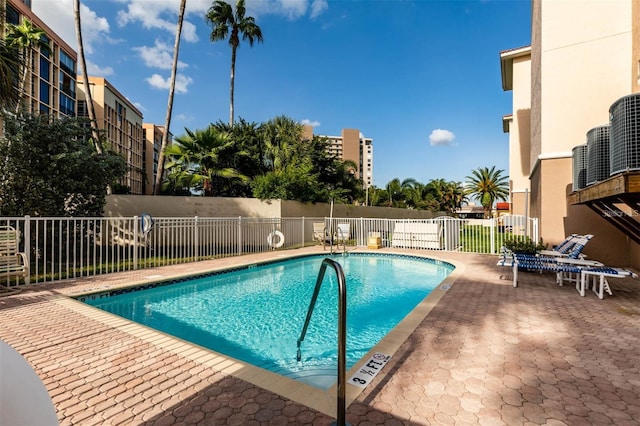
[59,71,75,97]
[39,55,50,80]
[39,80,50,104]
[59,51,75,75]
[60,93,75,116]
[6,4,19,25]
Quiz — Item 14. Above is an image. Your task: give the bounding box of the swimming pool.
[78,253,454,390]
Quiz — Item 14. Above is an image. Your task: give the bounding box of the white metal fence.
[0,214,537,287]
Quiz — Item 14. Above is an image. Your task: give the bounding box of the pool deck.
[1,247,639,425]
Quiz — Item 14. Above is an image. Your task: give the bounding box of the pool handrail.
[296,258,347,426]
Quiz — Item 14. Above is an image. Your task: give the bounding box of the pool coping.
[54,248,465,417]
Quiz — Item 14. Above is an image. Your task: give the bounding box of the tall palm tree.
[163,125,248,196]
[4,18,50,114]
[74,0,102,154]
[465,166,509,218]
[154,0,187,195]
[205,0,263,127]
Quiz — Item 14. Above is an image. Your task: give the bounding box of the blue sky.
[33,0,531,188]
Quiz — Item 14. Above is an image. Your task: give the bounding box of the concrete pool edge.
[57,248,464,418]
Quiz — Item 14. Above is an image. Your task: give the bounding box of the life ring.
[267,230,285,248]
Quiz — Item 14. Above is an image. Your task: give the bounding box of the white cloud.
[86,61,114,77]
[246,0,328,20]
[133,40,188,70]
[116,0,203,42]
[32,0,111,54]
[301,119,320,127]
[310,0,328,19]
[146,73,193,94]
[429,129,456,146]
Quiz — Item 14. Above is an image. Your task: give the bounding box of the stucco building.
[304,127,374,189]
[1,0,77,125]
[77,76,144,194]
[501,0,640,267]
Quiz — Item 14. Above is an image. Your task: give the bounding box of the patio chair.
[498,252,636,295]
[336,223,350,246]
[313,222,331,250]
[538,234,593,259]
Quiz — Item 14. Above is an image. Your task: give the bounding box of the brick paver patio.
[1,248,639,425]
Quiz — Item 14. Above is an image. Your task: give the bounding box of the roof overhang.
[500,45,531,91]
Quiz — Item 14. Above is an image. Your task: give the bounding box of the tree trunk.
[74,0,102,155]
[229,46,236,127]
[153,0,186,195]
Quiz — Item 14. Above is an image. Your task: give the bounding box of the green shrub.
[503,237,547,254]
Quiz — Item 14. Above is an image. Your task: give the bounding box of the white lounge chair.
[336,223,350,244]
[313,222,331,250]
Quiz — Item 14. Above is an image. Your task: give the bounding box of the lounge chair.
[336,223,350,244]
[538,234,593,259]
[0,226,29,293]
[313,222,331,250]
[498,252,636,296]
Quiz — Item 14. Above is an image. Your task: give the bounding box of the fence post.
[237,216,242,256]
[194,216,199,262]
[490,217,496,254]
[133,216,139,270]
[24,215,31,285]
[301,217,305,248]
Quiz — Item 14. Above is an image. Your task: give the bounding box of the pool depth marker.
[347,352,391,388]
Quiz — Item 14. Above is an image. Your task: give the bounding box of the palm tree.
[74,0,102,154]
[465,166,509,218]
[386,178,403,208]
[4,18,50,114]
[205,0,263,127]
[163,125,249,196]
[0,38,20,111]
[154,0,187,195]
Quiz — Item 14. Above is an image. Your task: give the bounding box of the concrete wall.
[105,196,445,220]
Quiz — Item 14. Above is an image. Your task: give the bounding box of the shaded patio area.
[1,248,639,425]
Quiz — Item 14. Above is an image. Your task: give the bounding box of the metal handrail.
[296,258,347,426]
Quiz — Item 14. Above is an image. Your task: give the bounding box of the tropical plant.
[4,18,50,114]
[0,113,126,216]
[205,0,263,126]
[162,125,249,196]
[154,0,187,195]
[503,236,546,254]
[385,178,403,207]
[0,38,20,111]
[465,166,509,218]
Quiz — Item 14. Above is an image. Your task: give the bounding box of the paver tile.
[1,249,639,425]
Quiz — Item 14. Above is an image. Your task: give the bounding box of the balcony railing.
[0,215,537,287]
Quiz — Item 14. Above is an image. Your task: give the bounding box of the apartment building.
[142,123,171,195]
[1,0,77,124]
[304,127,373,189]
[501,0,640,267]
[77,76,144,194]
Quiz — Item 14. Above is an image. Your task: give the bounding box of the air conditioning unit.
[572,144,588,191]
[610,93,640,175]
[586,125,610,185]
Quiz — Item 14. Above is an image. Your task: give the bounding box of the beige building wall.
[105,196,443,220]
[634,0,640,94]
[77,76,144,194]
[142,124,168,195]
[525,0,635,254]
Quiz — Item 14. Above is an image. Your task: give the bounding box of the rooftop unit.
[572,144,588,191]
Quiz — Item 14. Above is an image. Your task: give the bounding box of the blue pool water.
[79,253,453,389]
